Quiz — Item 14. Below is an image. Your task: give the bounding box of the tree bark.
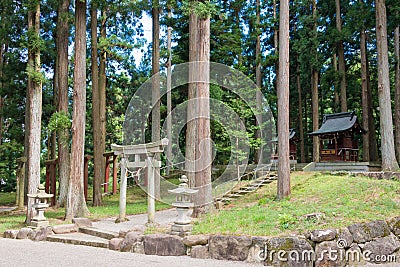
[360,27,370,162]
[186,3,198,189]
[296,62,305,163]
[56,0,71,207]
[194,8,212,216]
[152,0,161,199]
[277,0,290,200]
[255,0,262,164]
[375,0,399,171]
[394,25,400,162]
[91,3,103,206]
[66,0,89,220]
[336,0,347,112]
[312,0,319,163]
[166,7,172,175]
[26,4,43,223]
[333,53,340,112]
[366,51,379,162]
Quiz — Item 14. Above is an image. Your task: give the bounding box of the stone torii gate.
[111,138,168,224]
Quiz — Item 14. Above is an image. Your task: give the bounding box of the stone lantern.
[27,184,53,228]
[168,175,198,236]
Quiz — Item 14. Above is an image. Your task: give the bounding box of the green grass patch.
[193,172,400,236]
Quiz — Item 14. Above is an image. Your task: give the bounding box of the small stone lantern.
[168,175,198,236]
[27,184,53,228]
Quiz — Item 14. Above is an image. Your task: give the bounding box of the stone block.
[266,236,313,267]
[16,227,33,239]
[310,229,337,242]
[72,218,92,228]
[247,236,268,263]
[315,240,346,267]
[29,226,53,241]
[337,227,353,248]
[144,234,186,256]
[183,235,209,247]
[209,235,252,261]
[120,232,143,252]
[387,217,400,237]
[363,234,400,263]
[119,225,146,238]
[191,245,209,259]
[109,238,124,251]
[3,230,19,239]
[52,224,78,234]
[346,244,366,266]
[348,220,391,243]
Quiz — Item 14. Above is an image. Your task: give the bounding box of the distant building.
[309,111,366,162]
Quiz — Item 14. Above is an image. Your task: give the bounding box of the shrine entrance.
[111,138,168,224]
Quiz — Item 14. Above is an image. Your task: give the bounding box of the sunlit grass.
[193,172,400,236]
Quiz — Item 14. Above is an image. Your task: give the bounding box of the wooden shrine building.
[309,111,366,162]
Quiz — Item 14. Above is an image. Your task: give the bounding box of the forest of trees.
[1,0,400,218]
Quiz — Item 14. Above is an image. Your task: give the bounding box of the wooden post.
[147,155,155,224]
[104,154,110,193]
[112,155,118,195]
[116,156,128,222]
[51,160,57,206]
[16,157,26,210]
[84,155,91,201]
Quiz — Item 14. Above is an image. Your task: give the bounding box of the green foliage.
[21,28,45,52]
[25,65,46,84]
[48,112,71,133]
[278,213,297,230]
[182,0,218,19]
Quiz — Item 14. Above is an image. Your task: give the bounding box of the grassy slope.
[193,172,400,236]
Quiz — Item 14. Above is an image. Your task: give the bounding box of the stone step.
[46,232,109,248]
[78,226,119,240]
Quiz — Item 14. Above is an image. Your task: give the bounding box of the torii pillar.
[112,138,168,224]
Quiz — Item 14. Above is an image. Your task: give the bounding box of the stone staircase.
[214,172,277,206]
[46,223,119,249]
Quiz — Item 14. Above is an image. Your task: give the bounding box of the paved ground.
[92,208,177,232]
[0,238,260,267]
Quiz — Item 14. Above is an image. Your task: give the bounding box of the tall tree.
[360,26,370,161]
[194,0,212,216]
[336,0,347,112]
[91,1,103,206]
[255,0,263,164]
[186,0,198,189]
[277,0,290,199]
[56,0,71,207]
[312,0,319,163]
[375,0,399,171]
[296,61,305,163]
[394,24,400,162]
[66,0,89,219]
[152,0,161,199]
[25,1,43,223]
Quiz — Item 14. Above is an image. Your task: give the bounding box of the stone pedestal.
[27,185,53,228]
[168,175,198,236]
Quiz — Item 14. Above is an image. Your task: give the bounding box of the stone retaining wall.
[110,217,400,266]
[4,217,400,266]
